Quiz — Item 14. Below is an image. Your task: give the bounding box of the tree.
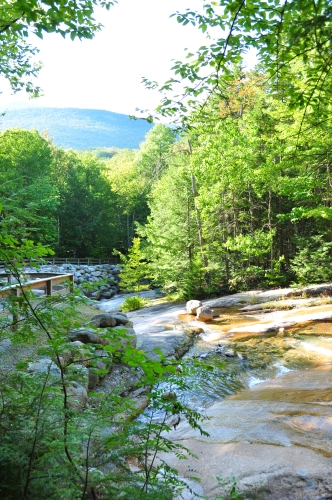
[106,149,149,249]
[151,0,332,129]
[116,237,150,295]
[136,124,177,187]
[0,129,59,244]
[0,0,117,96]
[52,148,121,257]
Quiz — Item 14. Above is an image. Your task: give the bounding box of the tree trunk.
[248,182,254,236]
[191,173,210,286]
[268,190,273,270]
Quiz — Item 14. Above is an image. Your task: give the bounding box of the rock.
[199,353,209,359]
[87,368,99,389]
[110,326,137,350]
[101,291,115,298]
[186,300,202,315]
[69,328,102,345]
[67,382,88,409]
[111,313,131,326]
[185,326,204,335]
[90,314,117,328]
[66,364,89,390]
[69,341,92,366]
[0,338,11,352]
[94,349,112,374]
[196,306,214,322]
[224,349,236,357]
[159,364,332,499]
[28,358,61,378]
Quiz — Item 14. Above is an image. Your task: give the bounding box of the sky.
[0,0,256,117]
[0,0,211,115]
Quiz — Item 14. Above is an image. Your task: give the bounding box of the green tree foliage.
[105,125,177,249]
[0,0,116,96]
[52,148,122,257]
[106,149,148,248]
[116,237,150,295]
[140,69,332,292]
[0,129,59,244]
[136,124,177,187]
[0,242,207,499]
[149,0,332,129]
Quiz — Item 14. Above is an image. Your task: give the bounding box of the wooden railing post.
[46,279,52,296]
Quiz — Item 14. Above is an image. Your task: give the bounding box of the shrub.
[121,295,145,312]
[291,236,332,285]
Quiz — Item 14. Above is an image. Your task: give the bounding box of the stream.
[98,291,332,497]
[98,292,332,411]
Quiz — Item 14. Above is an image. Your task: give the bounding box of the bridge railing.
[0,257,118,271]
[0,273,74,298]
[44,257,118,266]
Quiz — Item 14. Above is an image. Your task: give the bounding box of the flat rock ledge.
[159,364,332,499]
[204,283,332,308]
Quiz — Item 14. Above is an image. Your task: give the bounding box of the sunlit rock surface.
[161,364,332,499]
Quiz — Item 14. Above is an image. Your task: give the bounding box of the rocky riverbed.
[3,280,332,499]
[90,283,332,499]
[121,285,332,500]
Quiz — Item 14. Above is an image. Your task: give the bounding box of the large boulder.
[109,325,137,351]
[69,328,103,345]
[66,363,89,390]
[67,382,88,409]
[28,358,61,379]
[196,306,214,322]
[90,314,117,328]
[186,300,202,315]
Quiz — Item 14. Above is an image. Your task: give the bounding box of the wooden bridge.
[45,257,117,266]
[0,273,74,298]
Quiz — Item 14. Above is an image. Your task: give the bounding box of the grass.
[261,300,293,310]
[248,293,261,305]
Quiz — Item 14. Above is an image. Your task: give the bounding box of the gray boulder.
[90,314,117,328]
[69,328,102,345]
[67,382,88,409]
[28,358,61,379]
[196,306,214,322]
[186,300,202,315]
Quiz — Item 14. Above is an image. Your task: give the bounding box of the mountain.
[0,107,154,149]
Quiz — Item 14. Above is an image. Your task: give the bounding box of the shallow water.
[177,307,332,409]
[99,295,332,410]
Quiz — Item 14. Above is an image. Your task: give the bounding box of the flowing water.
[99,295,332,411]
[177,309,332,409]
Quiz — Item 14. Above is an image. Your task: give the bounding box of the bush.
[291,236,332,285]
[121,295,146,312]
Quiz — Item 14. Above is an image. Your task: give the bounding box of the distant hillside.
[0,107,154,149]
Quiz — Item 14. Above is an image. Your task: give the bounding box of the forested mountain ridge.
[0,107,154,149]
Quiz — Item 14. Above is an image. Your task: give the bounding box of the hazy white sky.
[0,0,211,115]
[0,0,257,116]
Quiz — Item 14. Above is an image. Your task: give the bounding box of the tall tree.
[151,0,332,129]
[0,129,58,244]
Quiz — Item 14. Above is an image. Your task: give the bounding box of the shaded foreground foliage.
[0,239,207,499]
